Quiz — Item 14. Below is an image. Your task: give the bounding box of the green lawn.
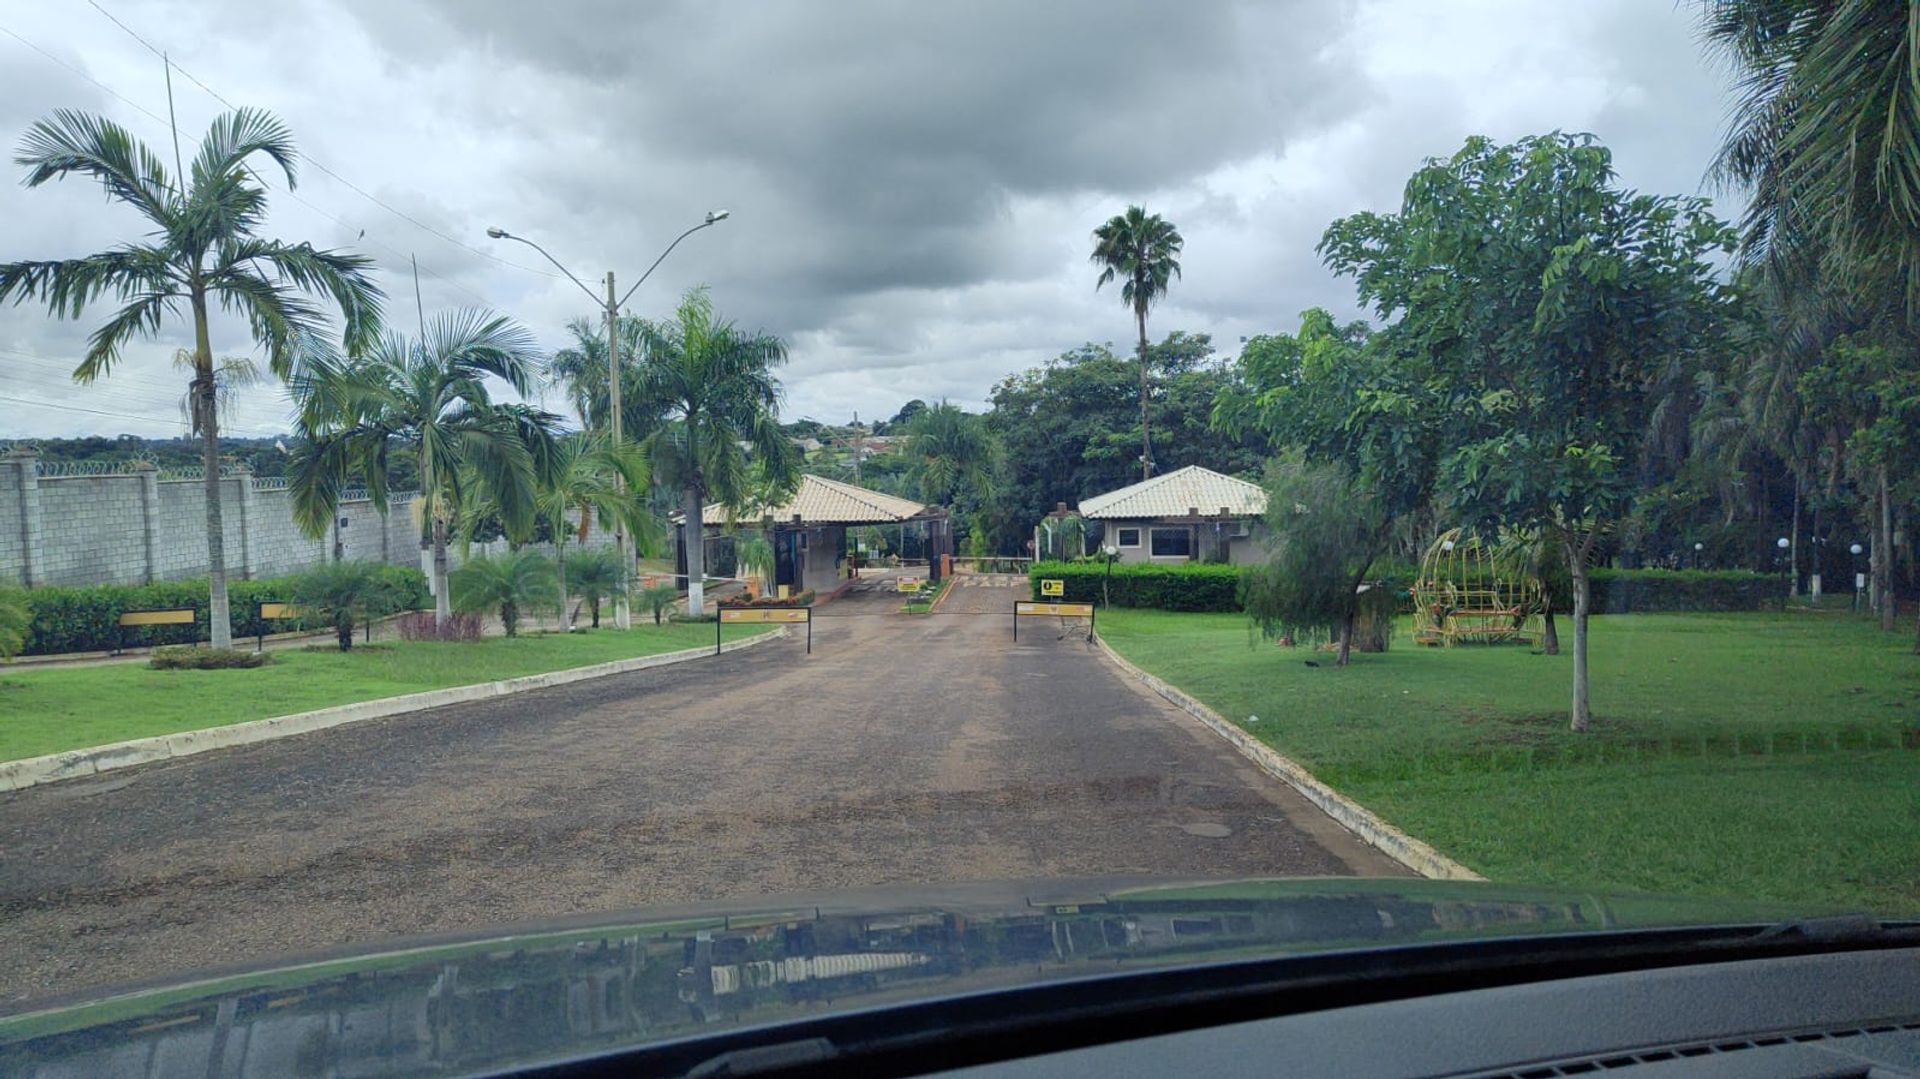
[1098,609,1920,914]
[0,623,767,762]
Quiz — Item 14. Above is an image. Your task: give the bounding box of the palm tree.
[548,314,657,435]
[902,401,996,506]
[289,309,559,628]
[565,547,629,628]
[292,559,382,651]
[638,581,681,625]
[733,530,776,597]
[538,432,654,629]
[450,550,556,637]
[1090,205,1183,481]
[633,287,800,616]
[0,109,382,648]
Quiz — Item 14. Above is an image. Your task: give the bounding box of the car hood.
[0,876,1825,1077]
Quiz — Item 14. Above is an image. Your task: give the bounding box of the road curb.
[0,628,788,794]
[1091,632,1484,882]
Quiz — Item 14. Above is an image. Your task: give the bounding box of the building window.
[1116,527,1141,548]
[1150,528,1192,558]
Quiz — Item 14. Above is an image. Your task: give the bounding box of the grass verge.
[0,623,768,762]
[1097,609,1920,915]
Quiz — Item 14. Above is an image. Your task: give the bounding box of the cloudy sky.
[0,0,1736,441]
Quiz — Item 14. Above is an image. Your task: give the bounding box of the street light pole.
[486,212,730,629]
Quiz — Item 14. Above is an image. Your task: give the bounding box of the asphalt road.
[0,572,1402,1011]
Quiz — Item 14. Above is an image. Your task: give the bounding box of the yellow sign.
[1039,578,1064,597]
[719,607,811,624]
[258,602,302,619]
[1015,601,1095,618]
[897,576,923,593]
[117,608,195,627]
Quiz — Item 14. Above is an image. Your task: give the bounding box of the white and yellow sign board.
[718,607,812,624]
[1015,601,1095,618]
[897,576,923,593]
[1039,578,1064,597]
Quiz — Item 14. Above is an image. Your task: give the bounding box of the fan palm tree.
[633,287,801,616]
[565,547,629,629]
[733,530,776,597]
[1090,205,1183,481]
[450,550,556,637]
[0,109,382,648]
[289,309,559,628]
[539,432,654,628]
[291,559,382,651]
[902,401,996,507]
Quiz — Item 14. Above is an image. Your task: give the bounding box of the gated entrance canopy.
[675,475,954,594]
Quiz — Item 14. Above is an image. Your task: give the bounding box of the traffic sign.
[1039,578,1064,597]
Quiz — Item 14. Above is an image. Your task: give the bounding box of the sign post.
[717,606,814,655]
[1039,578,1064,597]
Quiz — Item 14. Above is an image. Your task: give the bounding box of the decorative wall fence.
[0,448,425,588]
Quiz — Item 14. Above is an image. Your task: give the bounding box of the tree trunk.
[1789,480,1801,597]
[192,288,234,650]
[1334,611,1354,667]
[502,601,518,637]
[684,487,707,616]
[432,518,452,628]
[1541,605,1560,655]
[555,533,571,631]
[1569,560,1592,732]
[336,615,353,652]
[1878,467,1896,632]
[1135,305,1153,481]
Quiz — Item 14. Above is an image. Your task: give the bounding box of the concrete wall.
[796,525,848,595]
[0,448,445,588]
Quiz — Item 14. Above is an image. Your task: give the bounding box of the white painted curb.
[0,628,788,794]
[1092,633,1484,882]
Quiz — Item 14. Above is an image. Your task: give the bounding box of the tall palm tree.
[548,314,655,435]
[1090,205,1183,481]
[633,287,800,616]
[289,309,559,627]
[536,431,654,628]
[903,401,996,506]
[0,109,382,648]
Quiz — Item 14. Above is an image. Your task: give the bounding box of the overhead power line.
[0,19,501,310]
[77,0,562,281]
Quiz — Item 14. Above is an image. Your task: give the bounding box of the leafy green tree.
[1320,133,1736,730]
[290,310,559,629]
[564,546,629,629]
[1091,205,1183,480]
[0,109,383,648]
[903,402,996,507]
[1242,454,1395,667]
[291,560,382,651]
[633,288,800,616]
[451,550,557,637]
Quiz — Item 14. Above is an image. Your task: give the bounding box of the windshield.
[1,1,1917,1074]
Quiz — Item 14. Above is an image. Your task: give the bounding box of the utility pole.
[851,411,863,485]
[605,271,630,629]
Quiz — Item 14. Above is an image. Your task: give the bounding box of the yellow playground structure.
[1410,528,1544,646]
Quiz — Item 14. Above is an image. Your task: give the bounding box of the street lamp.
[1850,542,1865,612]
[486,212,731,628]
[1692,541,1704,570]
[1103,544,1118,608]
[1776,536,1791,610]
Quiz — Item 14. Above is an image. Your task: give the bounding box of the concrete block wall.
[0,449,624,589]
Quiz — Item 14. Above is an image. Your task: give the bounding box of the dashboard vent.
[1473,1019,1920,1078]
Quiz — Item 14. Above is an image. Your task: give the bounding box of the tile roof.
[702,474,927,525]
[1077,465,1267,520]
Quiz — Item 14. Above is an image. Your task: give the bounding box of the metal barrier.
[1013,600,1095,642]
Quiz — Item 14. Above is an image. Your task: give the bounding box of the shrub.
[396,611,485,641]
[450,551,558,636]
[1585,568,1775,613]
[0,580,27,661]
[17,566,429,656]
[148,646,270,670]
[669,612,718,624]
[292,560,384,651]
[1029,561,1241,612]
[565,547,629,628]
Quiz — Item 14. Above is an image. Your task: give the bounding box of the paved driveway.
[0,573,1401,1011]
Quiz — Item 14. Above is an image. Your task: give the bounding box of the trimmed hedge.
[718,589,817,608]
[21,565,429,656]
[1585,568,1775,613]
[1029,560,1242,612]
